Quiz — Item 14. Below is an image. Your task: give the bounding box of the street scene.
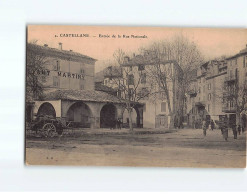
[25,26,247,167]
[26,128,246,167]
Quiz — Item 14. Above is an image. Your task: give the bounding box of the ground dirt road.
[25,128,246,168]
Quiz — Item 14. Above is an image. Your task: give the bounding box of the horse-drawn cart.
[27,115,64,138]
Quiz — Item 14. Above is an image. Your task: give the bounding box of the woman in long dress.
[222,122,228,141]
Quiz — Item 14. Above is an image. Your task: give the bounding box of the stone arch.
[66,101,93,128]
[37,102,56,118]
[100,103,117,128]
[122,105,141,128]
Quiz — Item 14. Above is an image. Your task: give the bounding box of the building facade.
[100,54,183,129]
[26,43,143,129]
[186,60,228,128]
[224,45,247,129]
[186,45,247,130]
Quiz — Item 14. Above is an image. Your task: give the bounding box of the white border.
[0,0,246,192]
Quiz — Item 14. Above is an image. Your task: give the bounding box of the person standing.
[222,122,228,141]
[210,120,215,131]
[202,120,207,137]
[232,124,237,139]
[238,125,241,135]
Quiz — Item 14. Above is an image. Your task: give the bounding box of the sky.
[28,25,247,72]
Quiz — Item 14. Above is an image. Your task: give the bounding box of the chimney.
[44,44,48,47]
[69,49,73,52]
[58,42,63,50]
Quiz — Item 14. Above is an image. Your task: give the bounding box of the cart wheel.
[43,123,57,138]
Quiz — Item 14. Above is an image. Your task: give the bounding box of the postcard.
[25,25,247,167]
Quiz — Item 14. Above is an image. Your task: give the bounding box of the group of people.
[109,118,122,130]
[202,119,245,141]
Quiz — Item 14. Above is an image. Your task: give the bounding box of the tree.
[107,49,156,131]
[140,34,204,128]
[26,42,49,102]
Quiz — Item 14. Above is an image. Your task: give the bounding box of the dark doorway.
[66,102,92,128]
[100,104,116,128]
[37,102,56,118]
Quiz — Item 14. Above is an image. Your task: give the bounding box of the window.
[128,74,134,85]
[208,104,210,113]
[140,87,148,97]
[129,66,132,71]
[80,84,84,90]
[54,60,60,71]
[128,88,134,99]
[117,90,122,98]
[161,91,166,99]
[138,65,145,71]
[104,79,108,85]
[141,73,146,84]
[53,76,59,87]
[161,102,166,112]
[80,64,85,74]
[208,93,211,101]
[80,80,84,90]
[208,83,211,90]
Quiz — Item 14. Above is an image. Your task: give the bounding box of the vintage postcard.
[25,25,247,167]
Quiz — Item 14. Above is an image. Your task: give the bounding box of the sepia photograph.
[25,25,247,167]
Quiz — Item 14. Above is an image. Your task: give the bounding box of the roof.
[226,46,247,60]
[94,69,105,82]
[104,66,122,78]
[121,54,182,73]
[27,43,97,62]
[94,66,122,82]
[42,89,122,103]
[95,83,117,93]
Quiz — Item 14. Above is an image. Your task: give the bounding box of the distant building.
[186,60,228,128]
[224,45,247,128]
[97,54,184,129]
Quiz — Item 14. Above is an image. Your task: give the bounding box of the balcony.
[222,106,236,113]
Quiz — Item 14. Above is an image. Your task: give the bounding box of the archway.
[66,102,92,128]
[37,102,56,118]
[122,106,141,128]
[100,104,117,128]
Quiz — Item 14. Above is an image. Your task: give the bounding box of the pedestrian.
[210,120,215,131]
[222,123,228,141]
[202,120,207,137]
[237,125,241,135]
[232,124,237,139]
[117,118,121,130]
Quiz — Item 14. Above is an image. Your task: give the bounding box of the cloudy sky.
[28,25,247,72]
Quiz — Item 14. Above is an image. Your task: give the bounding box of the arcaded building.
[26,43,143,128]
